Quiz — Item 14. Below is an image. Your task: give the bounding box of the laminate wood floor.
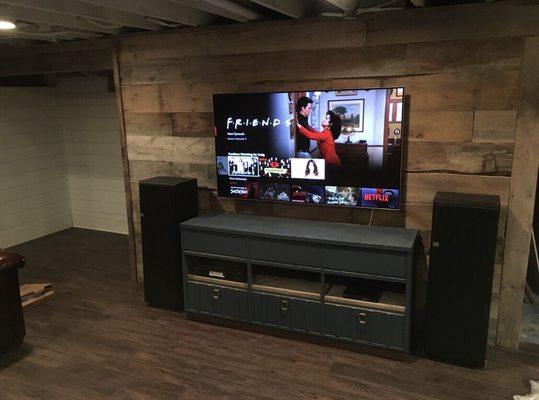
[2,228,538,400]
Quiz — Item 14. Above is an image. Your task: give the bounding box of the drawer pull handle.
[359,312,367,325]
[212,288,220,300]
[281,300,288,311]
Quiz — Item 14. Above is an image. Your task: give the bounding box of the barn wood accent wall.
[115,1,539,348]
[119,2,539,347]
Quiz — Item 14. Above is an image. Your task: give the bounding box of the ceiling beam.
[0,4,122,33]
[325,0,362,11]
[0,0,161,30]
[77,0,218,26]
[170,0,247,22]
[249,0,306,18]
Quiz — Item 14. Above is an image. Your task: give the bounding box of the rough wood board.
[0,48,112,77]
[124,112,173,136]
[20,283,51,299]
[2,37,112,57]
[121,82,235,113]
[406,142,514,175]
[124,112,213,137]
[22,291,54,310]
[128,159,216,189]
[20,283,54,310]
[497,36,539,349]
[383,69,521,112]
[112,43,138,283]
[119,18,367,61]
[119,45,407,85]
[406,37,524,75]
[473,111,517,143]
[405,173,510,206]
[364,2,539,46]
[408,111,473,142]
[121,79,336,113]
[126,136,215,165]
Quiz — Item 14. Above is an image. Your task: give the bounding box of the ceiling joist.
[0,0,161,30]
[77,0,217,27]
[0,4,122,33]
[170,0,253,22]
[195,0,262,20]
[249,0,306,18]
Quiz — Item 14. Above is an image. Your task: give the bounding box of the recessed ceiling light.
[0,20,16,30]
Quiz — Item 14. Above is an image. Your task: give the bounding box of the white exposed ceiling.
[0,0,485,47]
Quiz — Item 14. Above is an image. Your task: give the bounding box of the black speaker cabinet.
[139,177,198,310]
[425,191,500,368]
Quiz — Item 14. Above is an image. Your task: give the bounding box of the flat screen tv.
[214,87,405,210]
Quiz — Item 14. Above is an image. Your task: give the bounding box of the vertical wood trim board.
[112,42,138,283]
[496,36,539,349]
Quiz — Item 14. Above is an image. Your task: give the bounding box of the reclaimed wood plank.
[406,142,513,175]
[406,37,524,75]
[473,111,517,143]
[383,69,520,111]
[119,18,366,61]
[126,136,215,165]
[124,112,172,136]
[124,112,214,137]
[121,80,339,114]
[128,159,216,189]
[408,111,473,142]
[119,45,407,85]
[0,48,112,77]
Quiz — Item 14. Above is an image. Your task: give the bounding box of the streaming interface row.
[216,153,399,209]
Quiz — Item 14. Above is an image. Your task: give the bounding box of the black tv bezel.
[212,86,406,212]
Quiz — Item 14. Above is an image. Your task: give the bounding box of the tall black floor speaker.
[139,177,198,310]
[425,192,500,368]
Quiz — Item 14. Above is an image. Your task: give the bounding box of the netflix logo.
[363,193,391,203]
[361,188,400,209]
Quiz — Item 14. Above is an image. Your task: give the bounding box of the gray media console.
[180,213,419,353]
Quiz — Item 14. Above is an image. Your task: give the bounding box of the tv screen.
[214,88,405,210]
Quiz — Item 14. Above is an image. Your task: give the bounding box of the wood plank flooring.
[1,228,538,400]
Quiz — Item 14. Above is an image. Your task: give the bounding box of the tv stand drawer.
[323,303,405,349]
[251,292,321,334]
[186,281,249,321]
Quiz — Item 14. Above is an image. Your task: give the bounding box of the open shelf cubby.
[251,264,324,301]
[324,274,406,314]
[186,254,248,289]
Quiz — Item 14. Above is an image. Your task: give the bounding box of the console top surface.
[181,213,418,252]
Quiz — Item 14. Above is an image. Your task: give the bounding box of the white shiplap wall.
[57,77,128,235]
[0,88,72,248]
